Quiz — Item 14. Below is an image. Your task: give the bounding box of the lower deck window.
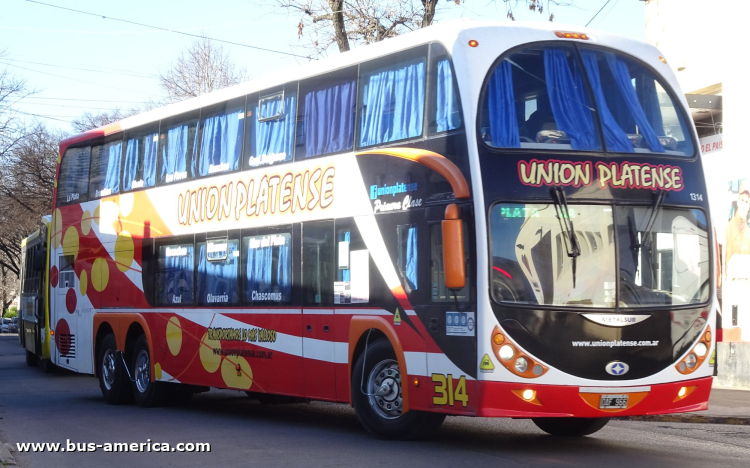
[243,232,291,304]
[156,243,194,306]
[197,239,240,305]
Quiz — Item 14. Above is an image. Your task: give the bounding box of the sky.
[1,0,645,133]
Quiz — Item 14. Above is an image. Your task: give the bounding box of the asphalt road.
[2,333,749,468]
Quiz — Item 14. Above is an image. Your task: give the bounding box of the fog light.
[678,362,686,372]
[685,353,698,369]
[678,386,687,398]
[499,345,514,361]
[694,342,707,357]
[522,389,535,401]
[533,364,543,376]
[514,357,528,373]
[493,333,505,345]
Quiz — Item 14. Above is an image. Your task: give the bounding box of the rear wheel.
[532,417,610,437]
[351,338,445,440]
[98,333,131,404]
[25,349,38,367]
[131,334,168,407]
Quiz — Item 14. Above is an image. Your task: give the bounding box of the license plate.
[599,394,628,409]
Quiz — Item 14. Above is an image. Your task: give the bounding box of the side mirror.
[442,204,465,290]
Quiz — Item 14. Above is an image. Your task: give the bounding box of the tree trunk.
[328,0,350,52]
[422,0,438,28]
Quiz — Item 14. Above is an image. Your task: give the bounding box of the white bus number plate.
[599,394,628,409]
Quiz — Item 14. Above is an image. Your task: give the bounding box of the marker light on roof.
[555,31,589,40]
[468,40,479,47]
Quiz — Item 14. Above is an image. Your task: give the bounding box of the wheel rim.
[134,349,150,393]
[366,359,403,420]
[102,349,116,391]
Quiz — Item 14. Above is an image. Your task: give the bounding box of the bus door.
[52,253,82,371]
[421,203,477,415]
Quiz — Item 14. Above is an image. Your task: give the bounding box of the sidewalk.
[622,387,750,425]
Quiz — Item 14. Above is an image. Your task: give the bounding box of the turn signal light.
[491,326,548,379]
[659,56,667,64]
[676,325,711,375]
[555,31,589,40]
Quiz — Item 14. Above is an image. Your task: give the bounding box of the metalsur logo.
[605,361,629,376]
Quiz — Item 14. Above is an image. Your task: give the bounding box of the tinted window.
[156,242,194,306]
[57,146,90,205]
[89,140,123,198]
[431,223,470,302]
[397,224,418,292]
[122,126,158,192]
[159,112,199,184]
[481,46,601,151]
[245,84,297,169]
[297,67,356,158]
[334,226,370,304]
[579,48,694,155]
[197,238,240,305]
[243,230,292,304]
[428,43,461,134]
[197,98,244,177]
[358,53,426,147]
[302,221,333,305]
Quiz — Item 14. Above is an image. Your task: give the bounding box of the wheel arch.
[348,316,410,412]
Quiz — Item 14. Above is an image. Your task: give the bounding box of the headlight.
[514,357,528,373]
[685,353,697,369]
[694,342,707,357]
[499,345,514,361]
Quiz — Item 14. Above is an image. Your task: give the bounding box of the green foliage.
[3,306,17,318]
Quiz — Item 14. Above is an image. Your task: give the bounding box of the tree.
[276,0,567,58]
[159,36,247,104]
[0,122,62,311]
[0,50,30,163]
[71,107,140,134]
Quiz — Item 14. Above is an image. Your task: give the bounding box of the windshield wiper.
[631,190,666,282]
[551,187,581,287]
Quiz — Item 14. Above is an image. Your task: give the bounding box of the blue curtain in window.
[487,61,520,148]
[436,59,461,132]
[304,79,355,157]
[197,241,239,304]
[161,246,194,305]
[143,133,157,187]
[252,94,296,165]
[245,244,273,301]
[276,241,291,300]
[641,77,666,140]
[161,124,196,182]
[198,110,242,176]
[341,231,350,282]
[123,139,138,191]
[543,49,600,150]
[101,142,121,194]
[604,53,664,153]
[406,226,417,290]
[580,50,633,153]
[359,59,425,147]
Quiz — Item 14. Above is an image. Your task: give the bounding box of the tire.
[25,349,39,367]
[40,359,56,374]
[131,334,168,407]
[98,333,132,404]
[532,417,610,437]
[351,338,446,440]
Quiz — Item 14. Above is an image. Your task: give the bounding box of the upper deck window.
[89,140,122,199]
[159,112,199,184]
[297,67,356,159]
[122,127,158,192]
[428,42,461,134]
[245,85,297,169]
[358,54,426,147]
[197,98,244,177]
[480,45,694,156]
[57,146,90,205]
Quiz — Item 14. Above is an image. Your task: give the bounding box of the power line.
[12,108,76,123]
[1,61,161,97]
[25,0,307,59]
[24,96,150,104]
[0,58,157,79]
[17,101,132,111]
[586,0,613,27]
[590,0,620,27]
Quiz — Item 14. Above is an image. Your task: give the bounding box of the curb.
[0,442,17,466]
[617,414,750,426]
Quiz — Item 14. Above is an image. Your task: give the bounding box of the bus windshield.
[480,45,694,156]
[490,204,709,308]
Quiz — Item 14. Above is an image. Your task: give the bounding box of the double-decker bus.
[42,20,714,439]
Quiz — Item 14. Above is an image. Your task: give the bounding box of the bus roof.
[60,19,659,150]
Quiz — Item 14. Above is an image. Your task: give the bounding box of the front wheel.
[131,334,167,407]
[532,417,610,437]
[351,338,445,440]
